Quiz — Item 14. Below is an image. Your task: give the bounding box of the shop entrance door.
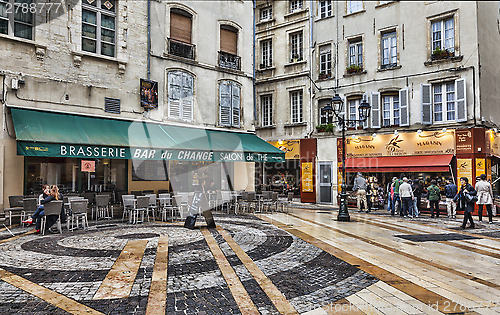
[319,162,333,204]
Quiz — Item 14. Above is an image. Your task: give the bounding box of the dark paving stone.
[21,238,121,258]
[115,233,161,239]
[1,267,109,284]
[395,233,480,242]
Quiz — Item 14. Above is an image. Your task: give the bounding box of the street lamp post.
[322,94,371,222]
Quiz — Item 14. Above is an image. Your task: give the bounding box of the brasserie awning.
[345,155,454,173]
[10,107,285,162]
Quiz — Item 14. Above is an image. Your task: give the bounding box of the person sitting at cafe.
[24,186,65,234]
[23,184,51,226]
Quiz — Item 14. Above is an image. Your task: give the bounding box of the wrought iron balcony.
[168,38,195,60]
[218,51,241,71]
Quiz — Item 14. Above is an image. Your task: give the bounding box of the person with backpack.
[444,179,458,219]
[427,180,441,218]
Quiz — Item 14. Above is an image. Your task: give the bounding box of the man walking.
[392,176,402,216]
[412,179,422,217]
[399,177,414,217]
[353,172,368,212]
[444,179,458,219]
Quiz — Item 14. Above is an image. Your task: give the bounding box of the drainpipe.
[308,0,314,137]
[147,0,151,80]
[253,0,257,124]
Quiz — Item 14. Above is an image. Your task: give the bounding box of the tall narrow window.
[0,0,34,40]
[260,6,272,21]
[319,0,332,18]
[290,31,303,62]
[381,31,397,68]
[261,95,273,127]
[219,81,241,128]
[82,0,116,57]
[382,94,400,126]
[219,25,240,70]
[348,39,363,69]
[290,0,303,12]
[431,17,454,53]
[346,1,363,14]
[261,39,272,68]
[169,9,194,59]
[290,90,303,123]
[319,44,332,78]
[167,71,194,122]
[433,82,455,122]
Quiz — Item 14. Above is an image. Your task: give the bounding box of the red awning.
[345,155,454,173]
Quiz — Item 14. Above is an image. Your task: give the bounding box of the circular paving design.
[0,215,378,314]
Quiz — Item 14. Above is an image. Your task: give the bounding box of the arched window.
[167,71,194,121]
[219,81,241,127]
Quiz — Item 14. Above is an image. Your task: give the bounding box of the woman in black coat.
[454,177,477,229]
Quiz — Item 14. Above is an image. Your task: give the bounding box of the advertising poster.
[475,158,486,178]
[457,158,473,183]
[301,162,313,192]
[269,140,301,159]
[140,79,159,109]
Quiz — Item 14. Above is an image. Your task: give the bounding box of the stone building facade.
[0,0,260,211]
[255,1,500,205]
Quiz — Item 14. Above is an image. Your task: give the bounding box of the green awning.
[11,107,285,162]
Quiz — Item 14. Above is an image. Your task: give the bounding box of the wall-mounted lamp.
[417,129,422,134]
[442,128,447,133]
[372,133,377,138]
[494,128,498,133]
[394,130,399,136]
[278,139,283,145]
[351,135,357,140]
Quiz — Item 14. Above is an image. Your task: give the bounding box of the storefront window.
[24,157,126,194]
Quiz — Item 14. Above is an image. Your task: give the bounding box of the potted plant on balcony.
[346,64,362,74]
[319,72,328,80]
[316,124,327,132]
[325,123,334,132]
[431,47,452,60]
[291,54,300,63]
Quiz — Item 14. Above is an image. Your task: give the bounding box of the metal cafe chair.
[69,199,89,230]
[122,195,135,222]
[144,194,158,221]
[95,195,112,220]
[131,196,150,224]
[6,195,25,226]
[21,198,38,226]
[40,201,63,235]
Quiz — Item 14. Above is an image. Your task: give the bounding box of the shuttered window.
[220,26,238,55]
[167,71,194,121]
[219,81,241,127]
[170,10,192,43]
[421,78,466,124]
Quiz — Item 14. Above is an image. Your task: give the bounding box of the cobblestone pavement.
[0,215,378,314]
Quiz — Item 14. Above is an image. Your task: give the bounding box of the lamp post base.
[337,189,351,222]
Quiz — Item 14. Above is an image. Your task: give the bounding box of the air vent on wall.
[105,97,121,114]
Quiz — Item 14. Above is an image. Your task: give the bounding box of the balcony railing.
[168,38,195,60]
[218,51,241,71]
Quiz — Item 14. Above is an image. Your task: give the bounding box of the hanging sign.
[140,79,159,110]
[269,140,301,159]
[81,160,95,172]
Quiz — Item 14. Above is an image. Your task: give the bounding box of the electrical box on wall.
[11,79,19,90]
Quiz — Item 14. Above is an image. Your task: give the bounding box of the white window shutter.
[336,96,346,131]
[231,83,241,127]
[370,92,381,129]
[362,93,369,129]
[399,88,409,126]
[182,73,194,121]
[421,84,432,125]
[168,72,181,119]
[455,78,467,122]
[219,81,231,126]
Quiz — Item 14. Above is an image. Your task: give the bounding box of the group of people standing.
[353,172,495,229]
[22,184,66,234]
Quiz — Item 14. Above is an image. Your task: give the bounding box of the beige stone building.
[255,1,500,206]
[0,0,281,213]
